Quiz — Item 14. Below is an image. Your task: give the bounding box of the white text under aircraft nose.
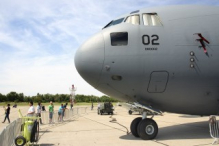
[74,32,104,88]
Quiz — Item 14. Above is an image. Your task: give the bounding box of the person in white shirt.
[36,102,42,124]
[27,101,35,117]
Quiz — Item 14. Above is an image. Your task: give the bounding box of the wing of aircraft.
[74,5,219,140]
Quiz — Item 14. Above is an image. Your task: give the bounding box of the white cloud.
[0,54,104,96]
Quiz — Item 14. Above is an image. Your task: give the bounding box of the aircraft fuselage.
[75,6,219,115]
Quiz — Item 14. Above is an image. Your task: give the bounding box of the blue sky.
[0,0,218,96]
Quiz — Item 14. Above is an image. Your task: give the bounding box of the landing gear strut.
[130,103,162,140]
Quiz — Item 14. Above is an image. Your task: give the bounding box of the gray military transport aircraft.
[74,5,219,140]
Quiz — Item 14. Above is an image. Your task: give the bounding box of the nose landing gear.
[130,103,162,140]
[130,117,142,137]
[137,118,158,140]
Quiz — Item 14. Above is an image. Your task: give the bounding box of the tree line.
[0,92,119,103]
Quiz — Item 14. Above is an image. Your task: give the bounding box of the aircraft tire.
[137,118,158,140]
[130,117,142,137]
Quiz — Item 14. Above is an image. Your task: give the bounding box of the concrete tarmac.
[37,106,214,146]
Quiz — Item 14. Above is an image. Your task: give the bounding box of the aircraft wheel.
[130,117,142,137]
[128,110,132,115]
[137,118,158,140]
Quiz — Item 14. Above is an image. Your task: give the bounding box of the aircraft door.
[147,71,169,93]
[139,13,167,94]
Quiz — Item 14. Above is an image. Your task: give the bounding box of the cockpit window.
[103,18,124,29]
[125,15,140,25]
[142,13,162,26]
[110,32,128,46]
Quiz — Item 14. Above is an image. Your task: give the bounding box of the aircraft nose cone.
[74,33,104,88]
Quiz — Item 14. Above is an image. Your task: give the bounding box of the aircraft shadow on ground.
[130,114,141,115]
[98,114,117,116]
[120,121,211,140]
[179,115,205,118]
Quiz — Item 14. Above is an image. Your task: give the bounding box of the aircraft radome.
[75,5,219,140]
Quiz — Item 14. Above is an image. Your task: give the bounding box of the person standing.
[62,103,68,118]
[58,104,63,122]
[91,102,94,110]
[36,102,43,124]
[48,101,54,124]
[2,104,10,123]
[97,103,100,114]
[70,100,73,110]
[27,101,35,117]
[42,104,46,111]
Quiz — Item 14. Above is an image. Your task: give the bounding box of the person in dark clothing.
[62,103,68,117]
[36,102,43,124]
[2,104,10,123]
[42,105,46,111]
[13,103,17,108]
